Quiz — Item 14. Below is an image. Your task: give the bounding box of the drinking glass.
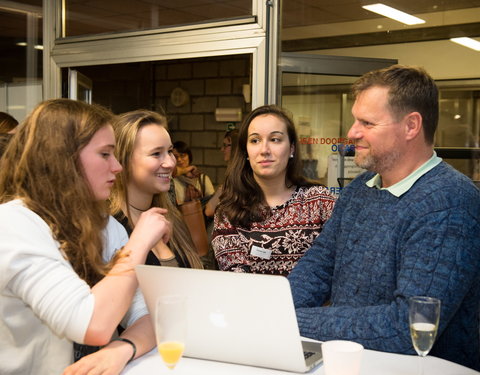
[155,295,187,370]
[408,296,441,375]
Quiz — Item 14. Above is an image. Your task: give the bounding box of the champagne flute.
[408,296,441,375]
[155,295,187,370]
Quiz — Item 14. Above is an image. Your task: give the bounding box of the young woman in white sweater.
[0,99,170,375]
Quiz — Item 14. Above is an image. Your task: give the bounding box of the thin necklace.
[129,203,149,212]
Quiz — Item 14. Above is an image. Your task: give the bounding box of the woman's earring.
[289,154,294,158]
[246,157,249,160]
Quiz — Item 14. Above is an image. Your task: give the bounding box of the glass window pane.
[0,1,43,123]
[436,87,480,182]
[282,72,362,193]
[437,90,479,148]
[64,0,252,37]
[280,0,480,183]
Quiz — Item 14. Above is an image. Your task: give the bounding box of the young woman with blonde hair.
[110,109,203,269]
[0,99,170,375]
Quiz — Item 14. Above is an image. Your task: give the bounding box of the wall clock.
[170,87,189,107]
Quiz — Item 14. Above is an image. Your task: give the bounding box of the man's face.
[348,86,405,175]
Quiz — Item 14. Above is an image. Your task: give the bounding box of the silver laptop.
[135,265,323,373]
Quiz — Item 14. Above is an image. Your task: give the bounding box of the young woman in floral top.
[212,105,336,276]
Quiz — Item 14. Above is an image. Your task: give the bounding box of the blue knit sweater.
[288,162,480,370]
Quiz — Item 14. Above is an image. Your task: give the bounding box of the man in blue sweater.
[288,65,480,370]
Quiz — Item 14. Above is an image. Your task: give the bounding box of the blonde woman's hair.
[0,99,119,286]
[110,109,203,269]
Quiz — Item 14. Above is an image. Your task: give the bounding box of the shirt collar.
[366,151,442,197]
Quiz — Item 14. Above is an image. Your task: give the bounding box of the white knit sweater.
[0,199,147,374]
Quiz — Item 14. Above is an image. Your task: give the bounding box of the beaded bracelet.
[111,337,137,363]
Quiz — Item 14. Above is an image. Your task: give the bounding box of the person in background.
[0,111,18,134]
[288,65,480,370]
[204,129,239,218]
[212,105,336,276]
[202,129,239,270]
[109,109,203,269]
[0,99,171,375]
[221,129,239,163]
[0,133,13,158]
[172,140,214,206]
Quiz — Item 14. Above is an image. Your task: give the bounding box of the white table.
[122,347,479,375]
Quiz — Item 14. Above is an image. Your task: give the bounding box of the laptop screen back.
[135,265,314,372]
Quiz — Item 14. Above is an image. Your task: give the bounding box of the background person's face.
[172,149,190,168]
[221,136,232,162]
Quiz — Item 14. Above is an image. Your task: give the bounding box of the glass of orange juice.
[155,295,187,370]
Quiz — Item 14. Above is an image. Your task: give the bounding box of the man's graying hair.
[352,64,439,145]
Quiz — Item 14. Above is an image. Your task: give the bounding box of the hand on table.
[62,340,132,375]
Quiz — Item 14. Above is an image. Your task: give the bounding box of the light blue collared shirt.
[366,151,442,197]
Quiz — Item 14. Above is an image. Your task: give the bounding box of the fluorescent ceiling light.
[16,42,43,50]
[362,3,425,25]
[450,37,480,51]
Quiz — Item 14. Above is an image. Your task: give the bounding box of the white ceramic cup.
[321,340,364,375]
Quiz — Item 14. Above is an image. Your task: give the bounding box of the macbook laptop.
[135,265,323,373]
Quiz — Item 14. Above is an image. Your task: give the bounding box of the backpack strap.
[200,173,205,196]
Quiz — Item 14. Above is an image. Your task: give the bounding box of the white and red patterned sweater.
[212,185,336,276]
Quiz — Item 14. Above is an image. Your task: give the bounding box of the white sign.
[327,155,365,193]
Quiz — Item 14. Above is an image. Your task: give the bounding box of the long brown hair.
[109,109,203,269]
[0,99,118,286]
[217,105,311,228]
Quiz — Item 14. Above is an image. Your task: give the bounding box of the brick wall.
[153,54,252,186]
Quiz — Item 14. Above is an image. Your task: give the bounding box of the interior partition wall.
[41,0,277,186]
[279,0,480,188]
[43,0,276,108]
[37,0,480,188]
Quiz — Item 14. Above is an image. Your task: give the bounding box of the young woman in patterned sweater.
[212,105,336,276]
